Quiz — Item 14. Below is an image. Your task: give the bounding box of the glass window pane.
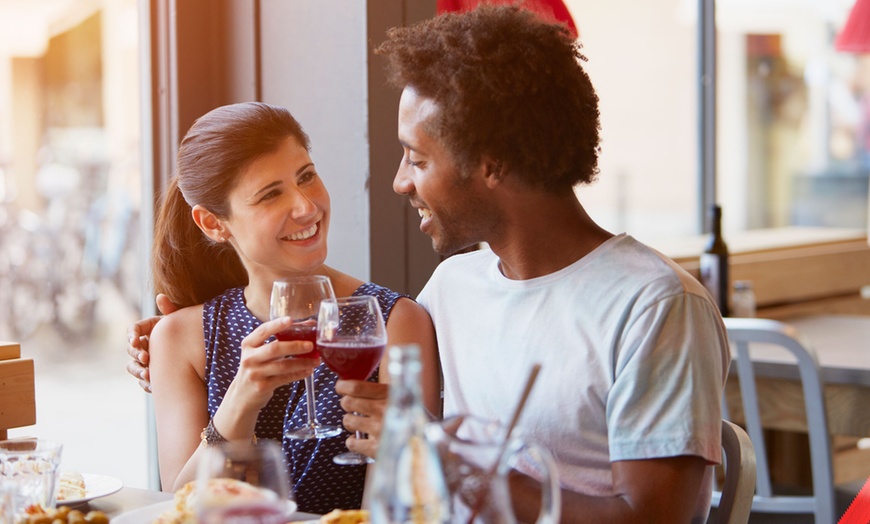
[564,0,867,240]
[567,0,699,243]
[0,0,147,488]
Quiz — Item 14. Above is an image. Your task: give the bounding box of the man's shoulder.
[418,248,494,305]
[432,247,496,274]
[591,235,709,297]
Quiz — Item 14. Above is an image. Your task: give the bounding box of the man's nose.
[392,164,412,195]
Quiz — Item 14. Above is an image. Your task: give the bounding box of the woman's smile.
[283,222,319,242]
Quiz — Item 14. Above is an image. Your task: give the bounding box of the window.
[0,0,148,488]
[565,0,866,243]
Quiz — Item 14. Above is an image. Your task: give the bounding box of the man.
[348,6,729,522]
[129,6,729,522]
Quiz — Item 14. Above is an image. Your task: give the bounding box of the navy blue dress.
[202,282,408,514]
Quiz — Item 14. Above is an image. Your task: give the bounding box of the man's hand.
[334,379,390,458]
[125,294,179,393]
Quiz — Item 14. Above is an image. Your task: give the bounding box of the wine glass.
[194,440,297,524]
[317,295,387,465]
[270,275,342,440]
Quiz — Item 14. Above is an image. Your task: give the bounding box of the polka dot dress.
[203,282,408,514]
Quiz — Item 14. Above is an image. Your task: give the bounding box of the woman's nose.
[289,189,317,219]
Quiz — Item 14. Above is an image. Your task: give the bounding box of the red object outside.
[836,0,870,53]
[839,476,870,524]
[437,0,578,38]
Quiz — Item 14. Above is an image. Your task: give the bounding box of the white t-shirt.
[417,234,730,517]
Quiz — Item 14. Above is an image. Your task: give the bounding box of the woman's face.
[221,136,330,277]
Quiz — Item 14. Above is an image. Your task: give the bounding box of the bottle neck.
[387,346,424,409]
[709,205,723,237]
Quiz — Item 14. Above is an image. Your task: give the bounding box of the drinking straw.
[466,362,542,524]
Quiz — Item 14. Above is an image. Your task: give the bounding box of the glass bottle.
[700,204,730,317]
[366,345,449,524]
[732,280,756,318]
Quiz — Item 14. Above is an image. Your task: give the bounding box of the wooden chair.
[722,317,836,524]
[0,341,36,440]
[711,420,757,524]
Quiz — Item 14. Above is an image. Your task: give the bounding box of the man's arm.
[511,455,709,524]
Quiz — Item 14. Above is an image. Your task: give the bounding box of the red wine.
[275,324,319,359]
[199,502,286,524]
[319,340,385,380]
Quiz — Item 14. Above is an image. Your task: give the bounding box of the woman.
[147,102,439,514]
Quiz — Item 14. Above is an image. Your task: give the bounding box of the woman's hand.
[221,317,321,415]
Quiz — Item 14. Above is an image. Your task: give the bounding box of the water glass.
[195,440,296,524]
[0,439,63,515]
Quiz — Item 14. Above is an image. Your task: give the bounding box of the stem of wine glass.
[303,375,319,428]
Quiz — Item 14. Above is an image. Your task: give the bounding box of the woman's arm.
[150,309,322,491]
[149,305,210,491]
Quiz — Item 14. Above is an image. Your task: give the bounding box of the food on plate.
[20,505,109,524]
[153,478,278,523]
[318,508,370,524]
[56,471,88,501]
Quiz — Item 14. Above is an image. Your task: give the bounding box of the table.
[81,486,321,521]
[84,486,171,517]
[724,314,870,437]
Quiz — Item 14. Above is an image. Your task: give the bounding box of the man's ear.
[191,204,230,243]
[482,156,505,189]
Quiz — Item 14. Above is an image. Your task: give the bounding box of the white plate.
[113,500,317,524]
[112,500,173,524]
[57,473,123,506]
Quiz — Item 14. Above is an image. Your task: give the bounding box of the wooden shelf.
[651,227,870,317]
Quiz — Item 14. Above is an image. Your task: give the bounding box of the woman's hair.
[152,102,311,307]
[376,4,601,193]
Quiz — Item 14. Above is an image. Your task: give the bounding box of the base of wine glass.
[332,451,374,466]
[284,424,342,440]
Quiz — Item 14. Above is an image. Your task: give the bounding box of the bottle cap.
[733,280,753,290]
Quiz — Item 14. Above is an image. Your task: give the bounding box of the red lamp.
[836,0,870,53]
[437,0,578,39]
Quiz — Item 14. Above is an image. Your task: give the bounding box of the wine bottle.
[366,345,448,524]
[700,204,730,317]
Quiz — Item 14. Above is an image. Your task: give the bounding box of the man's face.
[392,87,497,255]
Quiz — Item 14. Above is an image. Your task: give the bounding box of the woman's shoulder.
[151,304,206,353]
[322,266,411,314]
[326,269,365,297]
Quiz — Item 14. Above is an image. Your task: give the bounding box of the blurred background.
[0,0,146,487]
